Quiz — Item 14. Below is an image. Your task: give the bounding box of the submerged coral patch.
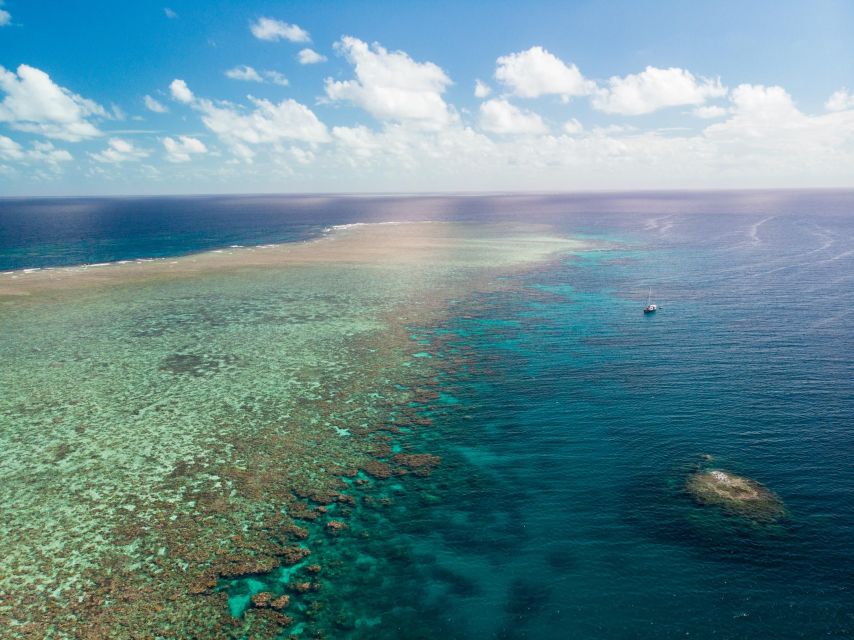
[159,352,239,376]
[686,469,786,522]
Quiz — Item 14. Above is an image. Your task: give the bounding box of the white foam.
[746,216,775,246]
[323,220,437,234]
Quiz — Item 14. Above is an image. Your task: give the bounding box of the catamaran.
[643,289,657,314]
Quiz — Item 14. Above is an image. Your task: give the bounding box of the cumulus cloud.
[495,46,593,101]
[163,135,208,162]
[0,64,105,141]
[298,48,327,65]
[0,8,10,26]
[593,66,727,115]
[325,37,455,128]
[144,94,168,113]
[168,79,330,161]
[90,137,149,163]
[474,80,491,98]
[225,65,264,83]
[479,98,547,135]
[199,97,329,149]
[163,8,177,19]
[250,17,310,42]
[720,84,800,125]
[686,84,854,181]
[169,79,194,103]
[826,89,854,112]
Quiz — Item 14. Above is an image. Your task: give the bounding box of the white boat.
[643,289,657,313]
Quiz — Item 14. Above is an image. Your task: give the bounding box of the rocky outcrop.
[686,469,786,522]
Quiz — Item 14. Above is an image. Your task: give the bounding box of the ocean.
[0,191,852,639]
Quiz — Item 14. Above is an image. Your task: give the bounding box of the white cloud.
[593,66,727,115]
[474,80,491,98]
[563,118,583,135]
[170,80,330,161]
[298,48,327,65]
[144,94,168,113]
[163,8,177,19]
[29,141,73,165]
[693,84,854,180]
[826,88,854,112]
[324,80,854,190]
[479,98,547,135]
[0,135,73,167]
[249,17,310,43]
[199,97,330,149]
[170,79,194,104]
[331,125,384,160]
[0,9,10,26]
[0,134,22,158]
[90,137,149,163]
[325,36,455,129]
[692,105,728,119]
[330,123,493,174]
[721,84,800,125]
[163,135,208,162]
[263,70,289,86]
[495,46,593,101]
[0,64,105,141]
[226,65,264,83]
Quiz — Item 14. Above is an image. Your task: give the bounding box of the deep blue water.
[392,203,854,639]
[3,192,853,638]
[3,190,853,270]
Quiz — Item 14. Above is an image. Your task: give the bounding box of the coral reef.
[686,469,786,522]
[0,222,581,637]
[393,453,442,477]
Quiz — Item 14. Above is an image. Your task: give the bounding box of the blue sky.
[1,0,853,195]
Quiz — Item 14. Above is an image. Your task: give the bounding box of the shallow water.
[1,192,853,638]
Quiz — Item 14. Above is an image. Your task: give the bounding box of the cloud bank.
[2,36,854,191]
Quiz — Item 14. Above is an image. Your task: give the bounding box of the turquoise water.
[2,193,853,638]
[249,206,853,638]
[411,212,853,638]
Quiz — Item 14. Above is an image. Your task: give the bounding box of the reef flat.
[0,222,582,638]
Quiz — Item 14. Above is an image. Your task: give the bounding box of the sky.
[1,0,854,195]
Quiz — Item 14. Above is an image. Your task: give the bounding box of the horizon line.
[3,186,854,200]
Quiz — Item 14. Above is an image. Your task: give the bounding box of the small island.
[686,469,786,522]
